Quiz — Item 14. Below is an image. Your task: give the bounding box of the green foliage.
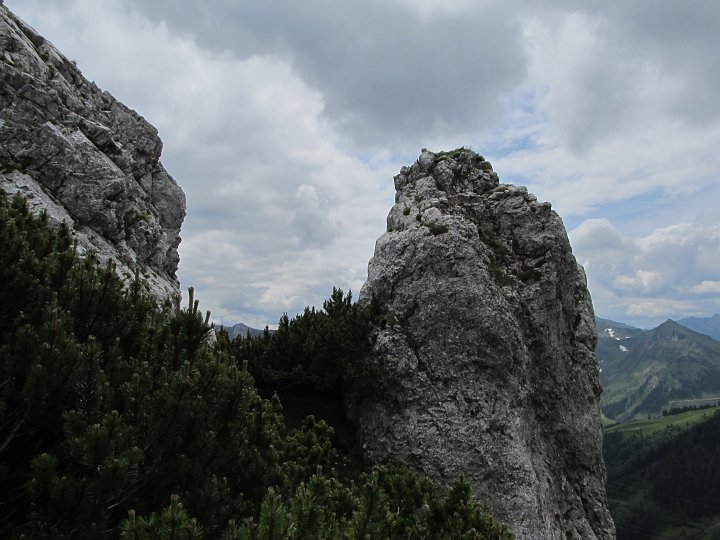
[0,190,513,539]
[605,410,720,539]
[121,495,203,539]
[228,286,374,394]
[437,147,469,159]
[427,222,449,236]
[663,401,719,416]
[221,467,513,540]
[0,192,331,537]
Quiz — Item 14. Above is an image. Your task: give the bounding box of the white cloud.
[689,281,720,295]
[627,299,696,318]
[614,271,664,295]
[570,218,720,327]
[491,7,720,222]
[11,0,396,327]
[292,184,340,247]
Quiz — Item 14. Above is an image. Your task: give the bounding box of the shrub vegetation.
[0,191,512,539]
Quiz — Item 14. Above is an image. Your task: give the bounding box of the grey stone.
[0,6,185,300]
[351,149,615,539]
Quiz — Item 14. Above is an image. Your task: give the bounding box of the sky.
[9,0,720,329]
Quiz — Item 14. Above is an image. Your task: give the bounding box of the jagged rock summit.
[353,149,615,539]
[0,6,185,298]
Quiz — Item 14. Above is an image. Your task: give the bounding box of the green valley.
[604,406,720,539]
[599,318,720,537]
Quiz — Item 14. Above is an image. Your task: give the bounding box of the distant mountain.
[599,320,720,421]
[596,317,640,333]
[595,317,644,369]
[678,313,720,340]
[219,322,266,339]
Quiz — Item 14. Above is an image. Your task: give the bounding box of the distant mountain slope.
[595,317,644,370]
[596,317,640,333]
[219,322,266,339]
[600,320,720,421]
[678,313,720,340]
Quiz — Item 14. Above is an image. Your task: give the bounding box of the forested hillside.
[0,191,513,539]
[605,408,720,539]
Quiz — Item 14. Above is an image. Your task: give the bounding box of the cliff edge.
[0,6,185,299]
[352,149,615,539]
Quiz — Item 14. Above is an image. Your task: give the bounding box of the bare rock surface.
[0,6,185,299]
[352,149,615,539]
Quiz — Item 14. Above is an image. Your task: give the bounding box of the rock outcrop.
[352,149,615,539]
[0,6,185,299]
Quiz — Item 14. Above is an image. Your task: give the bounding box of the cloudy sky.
[10,0,720,329]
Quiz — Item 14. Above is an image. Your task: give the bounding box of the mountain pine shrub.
[0,190,512,539]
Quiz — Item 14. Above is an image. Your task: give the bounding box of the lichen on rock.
[0,6,185,299]
[351,148,615,539]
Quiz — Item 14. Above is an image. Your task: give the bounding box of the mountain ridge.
[596,316,640,332]
[218,322,266,339]
[599,318,720,421]
[678,313,720,341]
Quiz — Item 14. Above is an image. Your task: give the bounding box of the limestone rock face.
[353,149,615,539]
[0,6,185,299]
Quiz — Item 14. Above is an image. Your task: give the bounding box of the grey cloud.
[125,1,720,155]
[123,0,528,150]
[292,184,339,248]
[607,1,720,125]
[534,1,720,150]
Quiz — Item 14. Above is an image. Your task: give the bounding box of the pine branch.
[0,406,29,455]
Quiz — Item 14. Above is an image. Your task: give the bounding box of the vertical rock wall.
[0,6,185,299]
[352,149,615,539]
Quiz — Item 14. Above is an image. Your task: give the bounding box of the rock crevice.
[352,148,614,539]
